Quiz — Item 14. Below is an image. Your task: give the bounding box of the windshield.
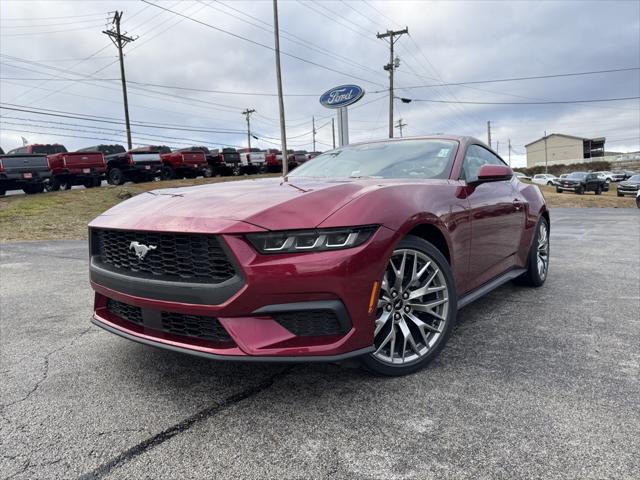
[289,139,458,180]
[628,175,640,182]
[567,173,586,180]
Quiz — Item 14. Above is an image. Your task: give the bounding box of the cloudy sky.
[1,0,638,166]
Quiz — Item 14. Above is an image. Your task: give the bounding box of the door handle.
[513,199,523,211]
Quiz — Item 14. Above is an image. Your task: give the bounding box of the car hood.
[619,180,640,186]
[90,177,386,232]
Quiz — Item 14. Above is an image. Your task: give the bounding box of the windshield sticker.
[437,148,450,157]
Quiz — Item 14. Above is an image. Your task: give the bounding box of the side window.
[461,145,506,182]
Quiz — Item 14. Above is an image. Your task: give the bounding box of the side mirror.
[471,164,514,185]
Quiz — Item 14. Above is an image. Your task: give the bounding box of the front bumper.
[618,188,639,196]
[90,226,396,360]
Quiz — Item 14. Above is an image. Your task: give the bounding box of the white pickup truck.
[238,148,266,174]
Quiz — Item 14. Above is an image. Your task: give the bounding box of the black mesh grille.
[106,299,143,326]
[93,229,236,283]
[161,312,231,342]
[105,298,231,343]
[273,310,345,336]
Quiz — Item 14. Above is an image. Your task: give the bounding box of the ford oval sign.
[319,85,365,109]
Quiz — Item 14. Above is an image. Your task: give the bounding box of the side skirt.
[457,268,527,309]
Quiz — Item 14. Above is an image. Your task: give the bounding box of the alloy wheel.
[373,248,450,365]
[537,222,549,280]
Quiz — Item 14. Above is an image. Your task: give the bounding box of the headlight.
[246,225,378,254]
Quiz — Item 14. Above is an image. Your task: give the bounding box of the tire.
[23,184,40,195]
[0,188,5,196]
[513,217,549,288]
[161,166,175,180]
[547,181,553,186]
[83,178,95,188]
[576,186,584,195]
[108,168,125,186]
[360,236,457,377]
[636,196,640,209]
[232,164,241,176]
[43,178,58,192]
[595,186,602,195]
[203,166,214,178]
[617,191,623,197]
[556,187,562,193]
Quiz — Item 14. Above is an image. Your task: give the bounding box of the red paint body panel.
[48,151,106,175]
[160,151,207,170]
[90,136,547,359]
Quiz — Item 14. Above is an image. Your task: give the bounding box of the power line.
[141,0,387,88]
[197,0,385,81]
[1,12,112,21]
[396,67,640,90]
[0,23,109,36]
[0,104,247,134]
[399,96,640,105]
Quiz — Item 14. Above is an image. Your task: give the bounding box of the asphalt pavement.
[1,208,639,479]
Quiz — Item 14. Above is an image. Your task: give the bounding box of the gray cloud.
[1,0,638,166]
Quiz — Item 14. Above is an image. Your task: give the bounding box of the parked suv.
[532,174,558,186]
[0,152,52,195]
[9,144,105,191]
[556,172,607,194]
[104,146,163,185]
[616,174,640,197]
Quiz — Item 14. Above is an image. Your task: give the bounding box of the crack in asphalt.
[77,365,295,480]
[0,326,93,411]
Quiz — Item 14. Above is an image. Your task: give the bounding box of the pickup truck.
[9,144,105,191]
[238,148,266,174]
[0,153,52,195]
[103,146,164,185]
[555,172,607,195]
[161,148,208,179]
[206,148,242,176]
[265,149,283,173]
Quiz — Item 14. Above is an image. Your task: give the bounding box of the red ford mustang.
[89,136,549,376]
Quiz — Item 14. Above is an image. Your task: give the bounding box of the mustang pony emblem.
[129,241,157,260]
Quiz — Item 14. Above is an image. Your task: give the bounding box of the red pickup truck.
[9,144,105,190]
[161,148,208,179]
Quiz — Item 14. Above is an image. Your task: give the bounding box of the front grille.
[105,298,232,343]
[273,310,345,336]
[161,312,231,342]
[93,229,236,283]
[106,299,143,325]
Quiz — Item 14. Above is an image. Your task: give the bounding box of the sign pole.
[337,107,349,147]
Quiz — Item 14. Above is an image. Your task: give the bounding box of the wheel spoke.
[409,298,448,312]
[374,327,394,355]
[393,252,407,291]
[374,310,391,336]
[405,311,442,333]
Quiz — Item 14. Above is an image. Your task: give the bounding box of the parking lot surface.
[1,208,638,479]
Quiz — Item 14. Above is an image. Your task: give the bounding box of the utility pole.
[312,116,316,152]
[508,138,511,166]
[331,118,335,149]
[242,108,256,149]
[544,130,548,174]
[377,27,408,139]
[395,118,407,138]
[272,0,288,176]
[486,120,492,148]
[103,12,136,150]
